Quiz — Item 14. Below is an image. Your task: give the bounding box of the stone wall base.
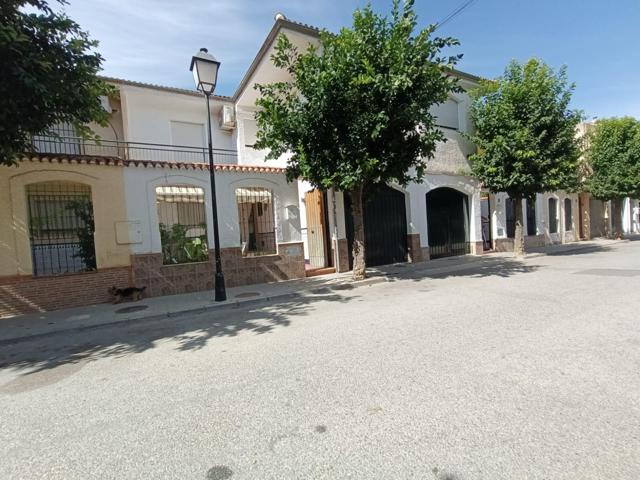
[0,267,131,318]
[132,243,306,298]
[332,238,350,273]
[407,233,426,263]
[494,235,546,252]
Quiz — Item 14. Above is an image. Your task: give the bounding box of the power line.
[435,0,479,29]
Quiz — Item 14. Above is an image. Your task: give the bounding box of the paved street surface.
[1,240,639,479]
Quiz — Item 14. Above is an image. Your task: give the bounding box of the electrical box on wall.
[219,105,236,131]
[115,221,142,244]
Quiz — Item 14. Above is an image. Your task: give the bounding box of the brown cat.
[108,286,146,304]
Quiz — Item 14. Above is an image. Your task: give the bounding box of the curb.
[0,276,388,345]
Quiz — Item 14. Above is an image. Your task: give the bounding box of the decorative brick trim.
[0,267,131,318]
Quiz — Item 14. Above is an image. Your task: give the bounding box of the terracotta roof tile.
[17,153,286,174]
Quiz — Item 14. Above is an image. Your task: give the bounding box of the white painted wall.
[119,85,235,161]
[491,192,579,245]
[123,166,301,254]
[406,174,483,249]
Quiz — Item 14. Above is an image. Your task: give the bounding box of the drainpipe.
[332,188,340,272]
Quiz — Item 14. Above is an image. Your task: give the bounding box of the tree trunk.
[611,198,624,239]
[350,185,366,280]
[514,198,525,257]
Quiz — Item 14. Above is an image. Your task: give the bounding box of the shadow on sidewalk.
[0,289,355,379]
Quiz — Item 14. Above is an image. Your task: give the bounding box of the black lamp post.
[190,48,226,301]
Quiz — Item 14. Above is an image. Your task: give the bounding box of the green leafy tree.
[586,117,640,238]
[469,59,582,256]
[254,0,461,279]
[1,0,112,165]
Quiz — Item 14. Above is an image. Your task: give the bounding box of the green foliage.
[0,0,113,165]
[65,198,96,271]
[468,59,583,199]
[254,0,462,191]
[159,223,209,265]
[586,117,640,200]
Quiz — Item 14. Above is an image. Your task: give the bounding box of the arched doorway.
[426,187,470,259]
[345,185,408,268]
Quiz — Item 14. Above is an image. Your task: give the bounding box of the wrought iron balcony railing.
[28,135,238,165]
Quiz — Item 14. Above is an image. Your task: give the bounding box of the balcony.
[28,134,238,165]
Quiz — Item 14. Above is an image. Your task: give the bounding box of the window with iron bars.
[27,182,96,276]
[236,187,276,256]
[156,186,208,264]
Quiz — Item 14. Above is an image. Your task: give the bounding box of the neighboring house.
[0,75,305,317]
[574,121,639,239]
[234,15,486,272]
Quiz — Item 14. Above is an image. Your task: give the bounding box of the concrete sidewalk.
[0,237,623,344]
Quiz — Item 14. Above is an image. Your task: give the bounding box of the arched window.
[236,187,276,256]
[27,181,96,276]
[156,185,208,264]
[564,198,573,231]
[548,198,558,234]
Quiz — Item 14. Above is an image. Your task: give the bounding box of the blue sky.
[63,0,639,118]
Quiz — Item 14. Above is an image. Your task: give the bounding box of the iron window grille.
[236,187,276,256]
[156,186,209,264]
[27,182,96,276]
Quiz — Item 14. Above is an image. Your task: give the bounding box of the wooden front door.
[305,189,328,268]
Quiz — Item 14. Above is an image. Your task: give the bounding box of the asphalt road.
[1,240,639,480]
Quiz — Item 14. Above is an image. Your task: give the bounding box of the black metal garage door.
[426,187,470,259]
[345,185,408,268]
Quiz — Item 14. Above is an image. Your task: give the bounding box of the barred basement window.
[548,198,558,234]
[564,198,573,231]
[27,182,96,276]
[236,187,276,256]
[156,186,208,264]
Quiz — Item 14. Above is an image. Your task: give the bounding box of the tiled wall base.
[407,234,425,263]
[0,267,131,318]
[131,242,305,298]
[332,238,350,273]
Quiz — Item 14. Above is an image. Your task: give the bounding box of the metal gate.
[345,185,408,268]
[426,187,470,259]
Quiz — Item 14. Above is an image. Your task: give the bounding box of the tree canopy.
[468,58,582,254]
[0,0,111,165]
[586,116,640,238]
[587,117,640,201]
[254,0,462,278]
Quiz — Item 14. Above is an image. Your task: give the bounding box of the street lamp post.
[190,48,226,302]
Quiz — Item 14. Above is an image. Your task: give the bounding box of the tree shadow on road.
[0,290,355,378]
[372,257,540,283]
[540,245,612,256]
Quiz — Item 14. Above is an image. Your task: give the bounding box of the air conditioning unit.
[219,105,236,131]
